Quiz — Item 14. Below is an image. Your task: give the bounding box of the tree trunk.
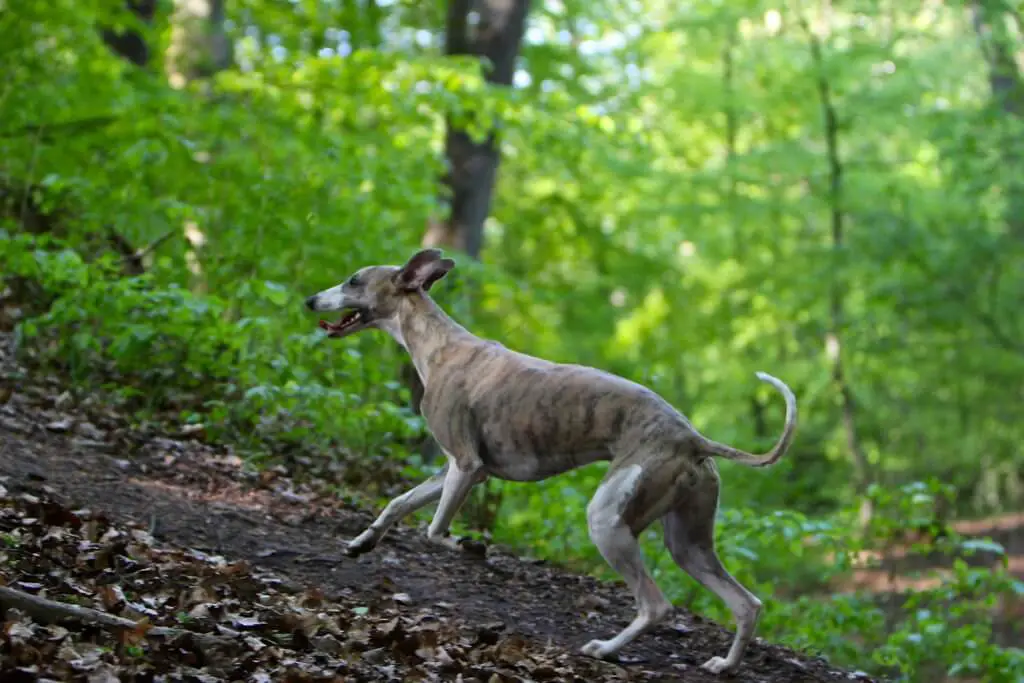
[425,0,531,256]
[405,0,531,419]
[971,0,1024,116]
[403,0,531,532]
[805,20,874,526]
[166,0,233,87]
[971,0,1024,239]
[101,0,157,67]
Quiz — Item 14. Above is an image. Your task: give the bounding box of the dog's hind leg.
[580,464,674,660]
[345,463,448,556]
[662,475,762,675]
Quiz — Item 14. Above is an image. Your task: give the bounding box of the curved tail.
[702,371,798,468]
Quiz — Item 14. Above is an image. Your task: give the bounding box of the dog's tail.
[702,371,797,468]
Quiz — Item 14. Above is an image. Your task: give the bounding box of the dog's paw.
[344,533,377,557]
[580,639,616,660]
[457,537,488,558]
[426,533,460,551]
[700,656,736,675]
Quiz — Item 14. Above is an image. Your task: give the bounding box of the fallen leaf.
[575,594,609,611]
[362,646,389,663]
[45,419,72,433]
[97,584,126,611]
[120,617,152,646]
[85,662,120,683]
[245,635,267,651]
[231,614,267,630]
[311,633,342,654]
[74,422,105,441]
[5,621,35,644]
[44,625,69,641]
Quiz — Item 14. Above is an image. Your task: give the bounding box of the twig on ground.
[0,585,239,649]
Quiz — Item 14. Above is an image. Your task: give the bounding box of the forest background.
[2,0,1023,680]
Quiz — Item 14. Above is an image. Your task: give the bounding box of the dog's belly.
[482,448,611,483]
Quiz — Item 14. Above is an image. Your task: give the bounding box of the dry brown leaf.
[347,627,371,649]
[231,614,267,630]
[62,578,94,597]
[119,617,152,646]
[43,625,69,641]
[245,635,266,651]
[5,620,36,644]
[311,633,342,654]
[44,419,72,433]
[96,584,126,612]
[434,646,455,665]
[85,662,120,683]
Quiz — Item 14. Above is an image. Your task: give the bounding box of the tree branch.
[129,228,179,264]
[0,585,238,650]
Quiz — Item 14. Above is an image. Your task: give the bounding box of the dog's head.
[304,248,455,339]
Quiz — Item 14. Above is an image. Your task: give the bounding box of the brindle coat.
[305,249,798,675]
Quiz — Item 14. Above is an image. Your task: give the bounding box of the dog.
[305,248,797,675]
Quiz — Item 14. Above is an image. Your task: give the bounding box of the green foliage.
[0,232,421,478]
[875,560,1024,682]
[3,0,1024,681]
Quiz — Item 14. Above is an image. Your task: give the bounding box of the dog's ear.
[394,249,455,291]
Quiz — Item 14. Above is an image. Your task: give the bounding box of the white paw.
[580,638,617,660]
[650,601,674,624]
[701,656,735,675]
[344,532,377,557]
[426,533,460,551]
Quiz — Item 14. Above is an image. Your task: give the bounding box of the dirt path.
[0,371,871,681]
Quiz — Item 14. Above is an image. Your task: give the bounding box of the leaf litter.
[0,484,628,682]
[0,331,870,683]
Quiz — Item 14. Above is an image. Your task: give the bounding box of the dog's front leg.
[344,463,448,557]
[425,456,485,550]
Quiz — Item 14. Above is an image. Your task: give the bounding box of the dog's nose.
[305,295,318,310]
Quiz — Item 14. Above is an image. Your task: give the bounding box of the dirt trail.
[0,356,871,682]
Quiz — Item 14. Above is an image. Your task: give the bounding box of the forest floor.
[0,334,876,682]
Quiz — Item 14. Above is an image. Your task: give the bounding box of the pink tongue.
[318,319,331,331]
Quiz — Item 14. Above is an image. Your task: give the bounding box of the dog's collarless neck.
[398,294,470,383]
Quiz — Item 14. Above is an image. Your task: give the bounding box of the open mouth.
[318,308,369,338]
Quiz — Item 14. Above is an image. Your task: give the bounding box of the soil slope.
[0,344,874,682]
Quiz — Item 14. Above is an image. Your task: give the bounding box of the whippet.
[305,248,797,675]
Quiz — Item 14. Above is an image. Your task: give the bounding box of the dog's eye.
[347,274,362,288]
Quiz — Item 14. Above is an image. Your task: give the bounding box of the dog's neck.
[382,291,471,383]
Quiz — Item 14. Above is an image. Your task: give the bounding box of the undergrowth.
[0,230,423,497]
[2,233,1022,682]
